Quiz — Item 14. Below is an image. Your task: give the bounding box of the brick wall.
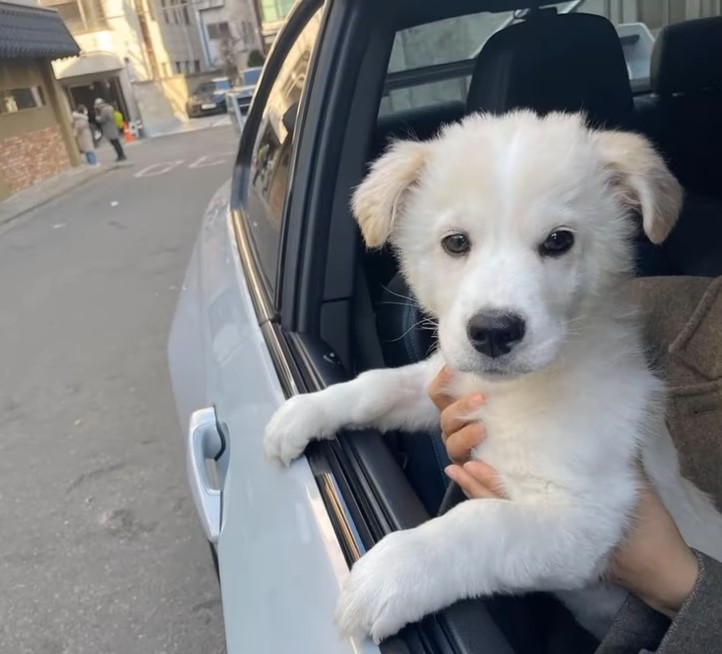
[0,125,72,196]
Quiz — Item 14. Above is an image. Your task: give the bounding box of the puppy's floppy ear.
[593,130,683,244]
[351,140,429,248]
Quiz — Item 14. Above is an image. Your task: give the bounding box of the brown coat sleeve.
[595,551,722,654]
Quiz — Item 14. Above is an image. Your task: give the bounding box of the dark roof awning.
[0,2,80,60]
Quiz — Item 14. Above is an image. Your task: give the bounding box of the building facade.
[196,0,263,74]
[255,0,294,50]
[0,0,81,200]
[38,0,240,135]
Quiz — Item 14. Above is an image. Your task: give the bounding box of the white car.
[168,1,722,652]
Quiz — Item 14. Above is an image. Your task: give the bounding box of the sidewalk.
[0,162,112,228]
[0,138,141,228]
[146,114,231,139]
[0,116,229,227]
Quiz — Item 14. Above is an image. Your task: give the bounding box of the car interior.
[331,2,722,652]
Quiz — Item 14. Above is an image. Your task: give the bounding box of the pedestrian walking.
[94,98,127,162]
[71,105,97,166]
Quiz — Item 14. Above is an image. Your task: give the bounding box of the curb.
[147,117,232,140]
[0,164,115,229]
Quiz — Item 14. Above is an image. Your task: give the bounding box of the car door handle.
[187,407,224,543]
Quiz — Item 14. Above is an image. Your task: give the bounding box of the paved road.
[0,127,236,653]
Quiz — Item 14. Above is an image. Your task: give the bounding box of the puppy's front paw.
[264,394,331,465]
[335,530,427,643]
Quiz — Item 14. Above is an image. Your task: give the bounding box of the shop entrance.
[66,75,129,123]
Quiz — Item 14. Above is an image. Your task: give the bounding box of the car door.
[169,2,380,653]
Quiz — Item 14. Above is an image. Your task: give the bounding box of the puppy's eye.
[441,233,471,256]
[539,229,575,257]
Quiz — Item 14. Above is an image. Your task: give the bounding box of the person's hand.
[606,482,699,618]
[428,367,506,498]
[428,366,486,464]
[428,367,699,616]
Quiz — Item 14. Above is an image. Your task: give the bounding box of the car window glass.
[244,10,322,293]
[215,79,231,91]
[381,0,722,116]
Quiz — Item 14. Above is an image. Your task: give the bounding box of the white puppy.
[264,111,722,643]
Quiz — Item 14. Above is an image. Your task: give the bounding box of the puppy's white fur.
[264,111,722,643]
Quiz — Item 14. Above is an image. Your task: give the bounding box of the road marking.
[134,160,185,178]
[188,154,229,169]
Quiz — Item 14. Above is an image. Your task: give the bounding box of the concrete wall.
[132,71,220,135]
[48,0,224,136]
[0,59,78,200]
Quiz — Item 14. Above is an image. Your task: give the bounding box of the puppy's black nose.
[467,311,526,358]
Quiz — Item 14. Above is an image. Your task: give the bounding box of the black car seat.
[465,10,677,278]
[644,16,722,198]
[466,11,634,130]
[639,17,722,277]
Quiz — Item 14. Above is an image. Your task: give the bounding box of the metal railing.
[226,92,247,135]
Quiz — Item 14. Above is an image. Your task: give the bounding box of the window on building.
[193,59,201,73]
[206,21,230,40]
[160,0,168,23]
[0,86,46,114]
[259,0,294,24]
[52,0,82,27]
[182,4,190,25]
[241,20,253,45]
[244,10,321,291]
[42,0,106,31]
[174,61,182,74]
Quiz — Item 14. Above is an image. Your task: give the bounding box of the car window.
[380,8,548,116]
[243,10,322,294]
[214,79,231,91]
[380,0,722,116]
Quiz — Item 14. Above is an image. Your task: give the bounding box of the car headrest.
[651,16,722,96]
[467,12,634,129]
[371,101,465,161]
[375,275,436,368]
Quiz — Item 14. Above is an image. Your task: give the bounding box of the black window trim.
[230,0,325,320]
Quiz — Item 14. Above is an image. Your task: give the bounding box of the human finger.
[428,366,454,411]
[444,464,497,499]
[439,394,485,436]
[444,460,506,499]
[445,423,485,464]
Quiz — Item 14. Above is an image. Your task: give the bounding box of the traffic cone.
[123,122,134,143]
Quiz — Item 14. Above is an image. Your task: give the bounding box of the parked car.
[168,0,722,652]
[185,77,232,117]
[235,66,263,114]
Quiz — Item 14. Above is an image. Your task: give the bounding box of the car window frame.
[230,0,326,320]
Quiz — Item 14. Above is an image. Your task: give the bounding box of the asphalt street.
[0,125,236,653]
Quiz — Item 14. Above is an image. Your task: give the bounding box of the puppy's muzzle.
[467,311,526,359]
